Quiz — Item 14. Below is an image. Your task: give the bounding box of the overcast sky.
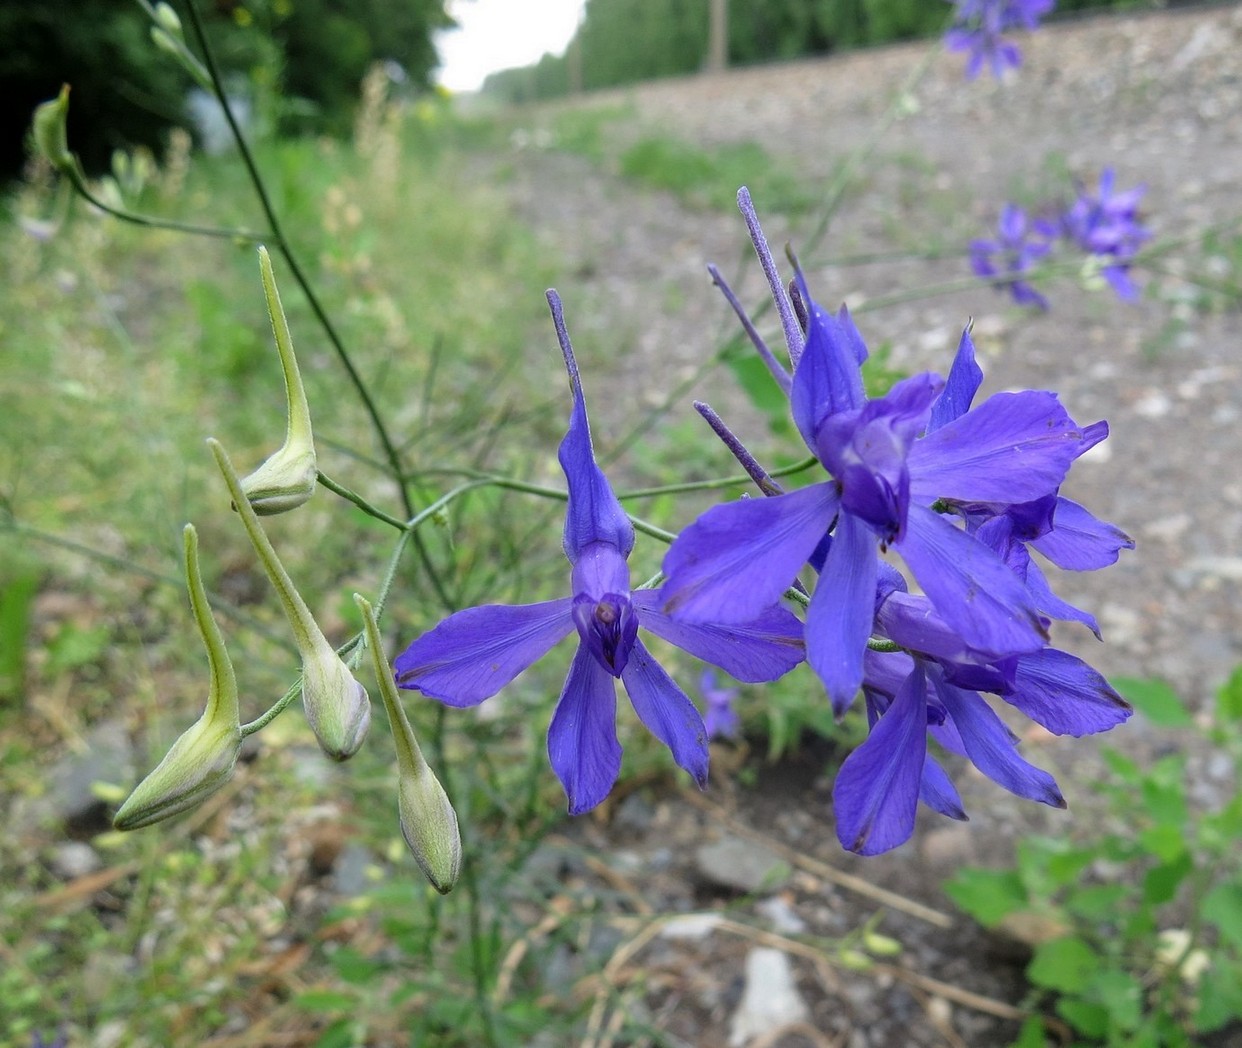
[435,0,587,92]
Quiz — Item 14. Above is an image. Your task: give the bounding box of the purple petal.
[897,505,1046,657]
[547,644,622,814]
[1007,648,1132,736]
[908,390,1083,505]
[395,599,574,705]
[807,512,878,715]
[928,327,983,432]
[620,640,709,788]
[1032,497,1134,570]
[933,674,1065,808]
[632,590,803,683]
[790,277,867,454]
[920,754,968,821]
[834,664,928,855]
[1022,556,1101,638]
[661,482,840,624]
[550,294,634,562]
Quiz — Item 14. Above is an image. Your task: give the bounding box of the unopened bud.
[239,247,317,515]
[355,594,461,893]
[209,439,369,760]
[32,86,75,174]
[153,2,183,35]
[115,525,242,830]
[301,638,372,761]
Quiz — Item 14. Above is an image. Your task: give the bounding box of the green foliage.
[946,673,1242,1046]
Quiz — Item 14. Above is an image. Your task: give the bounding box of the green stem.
[68,171,270,241]
[180,0,453,612]
[316,471,407,530]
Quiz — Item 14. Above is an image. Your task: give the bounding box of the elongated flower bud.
[114,525,242,830]
[355,594,460,893]
[239,247,317,515]
[32,86,75,175]
[210,438,370,760]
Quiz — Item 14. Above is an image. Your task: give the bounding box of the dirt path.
[482,6,1242,1045]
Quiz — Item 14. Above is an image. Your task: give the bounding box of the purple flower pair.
[973,169,1151,308]
[658,191,1132,853]
[945,0,1055,79]
[394,291,802,815]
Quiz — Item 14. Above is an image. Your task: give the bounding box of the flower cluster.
[658,191,1132,854]
[944,0,1055,80]
[972,169,1151,308]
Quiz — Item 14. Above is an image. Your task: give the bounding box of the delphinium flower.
[661,190,1132,853]
[1061,167,1151,301]
[970,202,1055,309]
[944,0,1055,80]
[394,290,803,815]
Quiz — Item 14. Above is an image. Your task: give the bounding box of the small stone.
[755,895,807,935]
[728,947,810,1047]
[660,913,723,941]
[49,841,102,880]
[695,835,791,894]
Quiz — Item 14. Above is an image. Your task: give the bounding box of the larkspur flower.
[1061,167,1151,301]
[662,289,1088,712]
[394,291,803,815]
[664,192,1131,853]
[970,203,1055,309]
[944,0,1054,79]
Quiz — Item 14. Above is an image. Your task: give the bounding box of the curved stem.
[68,171,270,241]
[316,471,407,530]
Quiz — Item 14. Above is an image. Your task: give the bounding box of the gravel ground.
[479,6,1242,1045]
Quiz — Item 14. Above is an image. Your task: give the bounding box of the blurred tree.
[1,0,453,182]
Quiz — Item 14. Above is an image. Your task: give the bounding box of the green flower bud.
[114,525,242,830]
[239,247,317,515]
[210,439,370,761]
[153,2,183,35]
[355,594,461,894]
[32,85,75,174]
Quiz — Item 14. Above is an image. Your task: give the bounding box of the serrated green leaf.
[1029,936,1101,993]
[1195,958,1242,1032]
[1139,824,1189,864]
[1112,677,1194,727]
[1010,1015,1048,1048]
[1086,967,1143,1030]
[1065,884,1128,920]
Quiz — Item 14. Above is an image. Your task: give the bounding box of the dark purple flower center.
[572,592,638,677]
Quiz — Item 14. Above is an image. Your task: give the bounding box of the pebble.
[727,947,810,1047]
[49,841,102,881]
[694,835,791,894]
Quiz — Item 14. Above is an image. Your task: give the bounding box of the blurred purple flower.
[1061,167,1151,300]
[945,0,1055,79]
[394,291,803,815]
[970,203,1055,309]
[699,669,740,740]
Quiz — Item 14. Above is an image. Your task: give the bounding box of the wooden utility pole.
[706,0,728,72]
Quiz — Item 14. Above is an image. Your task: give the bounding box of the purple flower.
[945,0,1054,79]
[699,669,740,740]
[970,203,1055,310]
[1061,168,1151,301]
[394,291,803,815]
[661,284,1089,714]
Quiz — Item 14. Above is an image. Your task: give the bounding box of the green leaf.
[944,867,1028,926]
[1086,968,1143,1030]
[1065,884,1128,920]
[1112,677,1194,727]
[1010,1015,1049,1048]
[1201,883,1242,950]
[1142,851,1193,906]
[1056,996,1110,1038]
[1217,665,1242,724]
[295,989,357,1012]
[1029,936,1101,993]
[1138,824,1189,864]
[1195,958,1242,1032]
